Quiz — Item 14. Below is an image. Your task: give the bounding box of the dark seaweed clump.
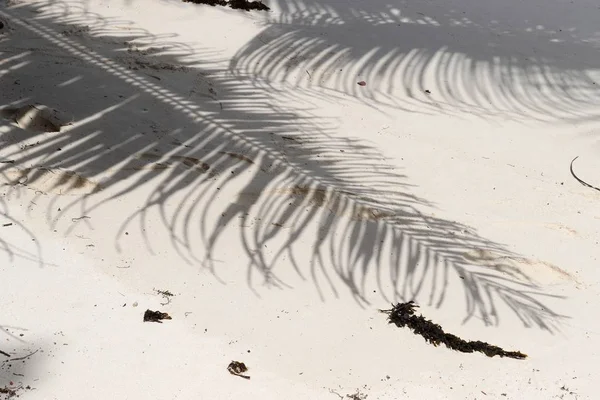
[143,309,172,323]
[380,301,527,359]
[182,0,270,11]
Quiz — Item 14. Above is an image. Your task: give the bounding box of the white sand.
[0,0,599,398]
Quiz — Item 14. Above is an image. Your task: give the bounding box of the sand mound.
[1,104,72,133]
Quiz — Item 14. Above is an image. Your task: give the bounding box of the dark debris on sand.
[0,384,32,399]
[380,301,527,359]
[227,361,250,379]
[143,309,172,323]
[182,0,270,11]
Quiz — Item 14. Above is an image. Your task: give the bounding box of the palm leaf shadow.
[0,1,567,332]
[231,0,600,123]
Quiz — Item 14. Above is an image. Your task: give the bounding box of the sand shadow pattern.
[0,1,567,331]
[230,0,600,123]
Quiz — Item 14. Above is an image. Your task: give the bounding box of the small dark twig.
[570,156,600,193]
[380,302,527,359]
[0,350,10,357]
[5,349,39,362]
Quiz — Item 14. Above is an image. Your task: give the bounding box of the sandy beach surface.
[1,0,599,398]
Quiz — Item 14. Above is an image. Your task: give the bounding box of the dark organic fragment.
[143,309,172,323]
[229,0,269,10]
[183,0,226,5]
[182,0,269,11]
[0,386,17,397]
[380,301,527,359]
[227,361,250,379]
[154,288,175,305]
[0,384,32,399]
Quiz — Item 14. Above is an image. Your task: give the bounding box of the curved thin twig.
[570,156,600,193]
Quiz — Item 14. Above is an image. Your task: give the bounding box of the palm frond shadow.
[231,0,600,122]
[0,183,45,267]
[0,2,565,332]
